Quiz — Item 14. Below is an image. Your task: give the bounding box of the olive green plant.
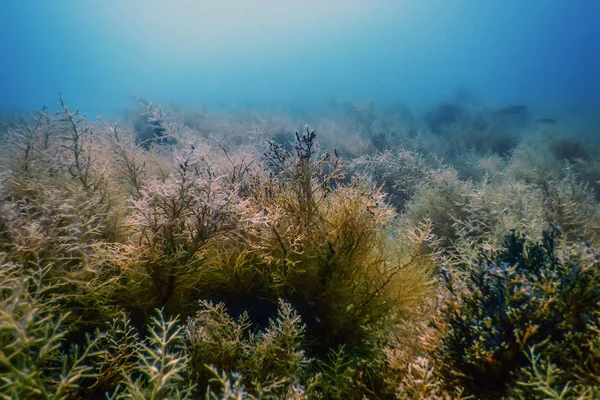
[0,258,103,399]
[185,299,313,399]
[110,310,194,400]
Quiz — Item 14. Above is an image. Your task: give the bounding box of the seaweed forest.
[1,94,599,399]
[2,1,600,399]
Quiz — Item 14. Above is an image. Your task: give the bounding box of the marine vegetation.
[0,95,599,399]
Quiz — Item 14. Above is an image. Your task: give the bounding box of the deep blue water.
[1,1,599,118]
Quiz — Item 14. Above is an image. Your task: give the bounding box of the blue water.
[1,1,599,117]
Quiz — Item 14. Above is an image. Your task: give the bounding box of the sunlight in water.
[97,0,387,57]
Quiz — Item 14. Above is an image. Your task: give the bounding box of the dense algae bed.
[0,96,599,399]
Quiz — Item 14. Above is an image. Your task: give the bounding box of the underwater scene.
[1,1,600,399]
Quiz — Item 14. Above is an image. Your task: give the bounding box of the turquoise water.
[1,1,599,118]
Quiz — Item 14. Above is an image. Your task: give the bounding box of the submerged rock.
[494,105,528,115]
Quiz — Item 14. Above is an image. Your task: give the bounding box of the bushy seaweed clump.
[201,128,432,349]
[439,230,600,399]
[186,128,435,397]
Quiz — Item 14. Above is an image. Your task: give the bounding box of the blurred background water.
[1,0,599,120]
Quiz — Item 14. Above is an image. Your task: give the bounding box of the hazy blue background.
[1,0,599,117]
